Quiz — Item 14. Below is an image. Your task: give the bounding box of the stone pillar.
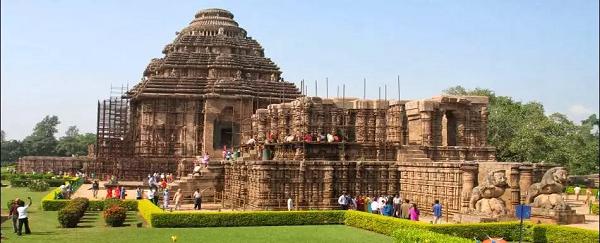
[441,110,448,146]
[519,163,534,203]
[455,111,465,146]
[355,163,362,196]
[323,165,334,206]
[375,110,386,143]
[355,110,366,142]
[460,162,478,212]
[421,111,432,146]
[510,164,521,212]
[480,106,488,146]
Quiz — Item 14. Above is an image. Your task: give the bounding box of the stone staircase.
[160,164,224,205]
[398,145,432,163]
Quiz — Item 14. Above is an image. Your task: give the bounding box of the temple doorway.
[445,111,457,146]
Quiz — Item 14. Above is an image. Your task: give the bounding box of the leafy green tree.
[22,115,60,156]
[1,138,25,164]
[443,86,599,174]
[56,126,96,156]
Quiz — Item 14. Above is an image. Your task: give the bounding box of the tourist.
[400,199,411,219]
[9,198,20,233]
[574,186,581,201]
[174,189,183,210]
[107,186,113,199]
[193,188,202,210]
[370,198,380,214]
[356,195,365,212]
[136,187,143,200]
[17,197,32,236]
[162,188,170,210]
[326,133,334,143]
[148,189,156,205]
[120,186,126,199]
[92,180,99,198]
[432,199,442,224]
[585,187,593,204]
[393,194,401,217]
[338,192,348,210]
[287,196,293,211]
[366,196,372,213]
[202,154,210,168]
[161,178,168,190]
[408,203,420,221]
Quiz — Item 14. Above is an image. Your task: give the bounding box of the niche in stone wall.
[443,110,457,146]
[213,106,240,150]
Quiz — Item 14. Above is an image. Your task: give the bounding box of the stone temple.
[19,8,577,222]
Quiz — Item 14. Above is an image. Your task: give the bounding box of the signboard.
[515,204,531,220]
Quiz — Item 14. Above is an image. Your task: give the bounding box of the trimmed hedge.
[392,227,470,243]
[44,198,138,211]
[531,224,599,243]
[138,199,163,227]
[57,197,89,228]
[429,221,531,241]
[344,210,429,235]
[590,203,599,215]
[151,210,346,228]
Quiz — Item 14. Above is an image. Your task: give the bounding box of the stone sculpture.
[469,170,509,217]
[526,167,569,210]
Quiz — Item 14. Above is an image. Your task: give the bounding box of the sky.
[1,0,598,140]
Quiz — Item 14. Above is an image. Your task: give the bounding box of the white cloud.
[567,104,593,123]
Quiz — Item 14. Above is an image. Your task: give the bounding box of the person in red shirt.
[304,133,312,142]
[107,186,113,199]
[161,179,167,189]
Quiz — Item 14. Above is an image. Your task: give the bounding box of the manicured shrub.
[590,203,599,215]
[57,197,89,228]
[150,210,345,228]
[392,227,471,243]
[138,199,162,226]
[531,224,599,243]
[9,178,29,187]
[28,179,50,191]
[104,205,127,227]
[344,210,428,235]
[428,221,530,241]
[58,207,81,228]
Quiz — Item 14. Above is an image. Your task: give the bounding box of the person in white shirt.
[371,200,380,214]
[574,186,581,201]
[287,197,293,211]
[17,197,32,235]
[193,188,202,210]
[393,195,402,217]
[338,193,348,210]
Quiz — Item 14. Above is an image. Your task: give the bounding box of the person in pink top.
[408,203,420,221]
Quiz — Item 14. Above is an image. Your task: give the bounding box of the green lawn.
[1,184,391,242]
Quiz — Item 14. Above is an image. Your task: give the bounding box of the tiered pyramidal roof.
[127,8,300,99]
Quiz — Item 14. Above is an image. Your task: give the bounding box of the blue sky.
[1,0,598,140]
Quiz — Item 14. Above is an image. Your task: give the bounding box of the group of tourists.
[56,182,73,199]
[105,185,127,199]
[337,193,444,223]
[8,197,33,236]
[573,186,597,204]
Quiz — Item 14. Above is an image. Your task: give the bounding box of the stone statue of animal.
[469,170,509,211]
[525,167,568,206]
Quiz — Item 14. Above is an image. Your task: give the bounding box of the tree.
[22,115,60,156]
[56,126,96,156]
[443,86,599,174]
[1,130,25,164]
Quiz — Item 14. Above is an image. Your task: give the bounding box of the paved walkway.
[563,194,599,231]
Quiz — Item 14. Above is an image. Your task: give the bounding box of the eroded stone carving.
[469,170,509,216]
[526,167,569,210]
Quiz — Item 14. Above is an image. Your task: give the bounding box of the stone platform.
[453,213,515,223]
[530,208,586,225]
